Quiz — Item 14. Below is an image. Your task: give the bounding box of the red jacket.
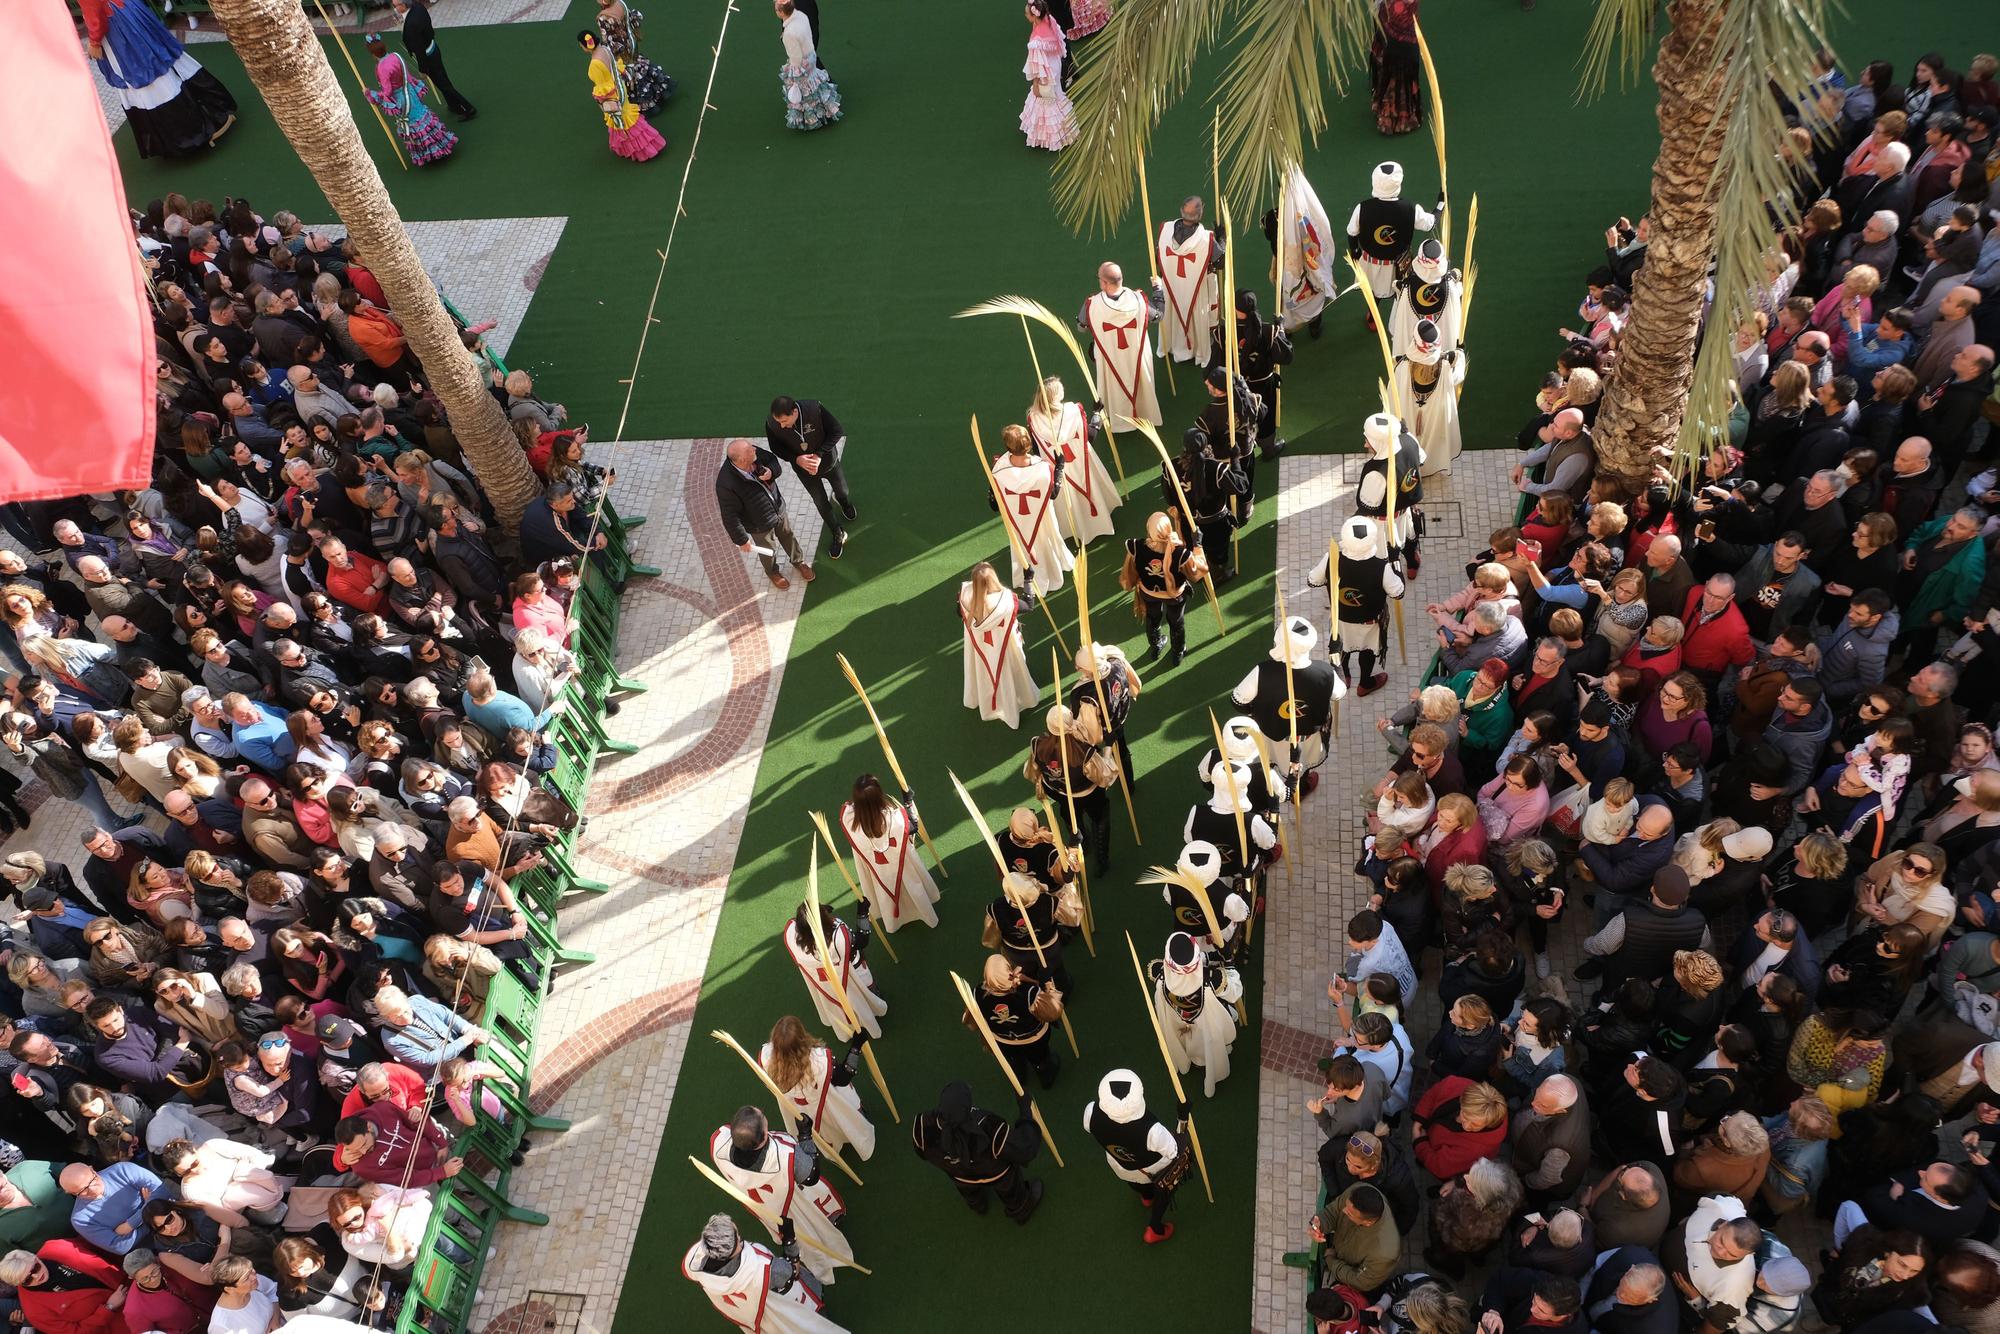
[20,1238,124,1334]
[1422,823,1489,895]
[1677,587,1755,675]
[121,1267,216,1334]
[1412,1075,1509,1179]
[323,551,386,614]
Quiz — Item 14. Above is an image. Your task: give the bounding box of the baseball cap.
[20,889,57,912]
[317,1016,361,1045]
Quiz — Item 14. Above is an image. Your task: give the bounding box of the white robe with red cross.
[838,800,940,932]
[992,454,1074,593]
[760,1041,878,1161]
[958,583,1038,730]
[784,920,886,1041]
[681,1238,850,1334]
[1027,401,1119,545]
[1087,288,1163,431]
[1156,221,1220,362]
[707,1127,853,1284]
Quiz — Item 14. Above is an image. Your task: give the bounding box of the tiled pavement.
[1255,450,1525,1334]
[465,436,829,1332]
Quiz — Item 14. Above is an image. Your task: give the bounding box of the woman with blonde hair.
[761,1013,875,1160]
[1761,1093,1836,1215]
[1854,842,1953,946]
[165,745,224,800]
[839,773,940,932]
[82,916,169,988]
[0,585,72,643]
[1653,949,1726,1061]
[126,857,195,928]
[1814,264,1883,358]
[1843,110,1909,178]
[959,560,1037,729]
[1380,683,1462,756]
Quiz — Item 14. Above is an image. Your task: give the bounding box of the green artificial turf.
[114,2,1961,1327]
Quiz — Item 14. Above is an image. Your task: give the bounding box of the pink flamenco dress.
[1065,0,1111,40]
[591,52,666,161]
[1020,17,1076,152]
[368,52,457,167]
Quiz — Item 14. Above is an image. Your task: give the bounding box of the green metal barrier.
[384,485,641,1333]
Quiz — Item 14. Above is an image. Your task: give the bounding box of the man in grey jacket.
[1814,590,1897,705]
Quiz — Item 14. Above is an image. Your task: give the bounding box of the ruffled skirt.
[608,116,667,161]
[1066,0,1111,40]
[624,54,675,112]
[107,50,238,159]
[781,61,842,131]
[1020,85,1077,151]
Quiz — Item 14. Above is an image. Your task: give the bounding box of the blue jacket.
[1581,800,1674,896]
[231,704,297,774]
[1762,696,1833,795]
[1844,324,1912,378]
[1815,608,1899,706]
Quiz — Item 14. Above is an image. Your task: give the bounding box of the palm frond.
[1576,0,1662,99]
[956,295,1103,404]
[1213,0,1374,220]
[1676,0,1836,460]
[1053,0,1235,236]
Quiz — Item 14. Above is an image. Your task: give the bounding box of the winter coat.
[1905,518,1987,628]
[1429,1163,1524,1258]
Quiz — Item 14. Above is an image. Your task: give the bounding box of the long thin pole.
[1125,932,1211,1203]
[1415,21,1451,261]
[949,971,1064,1167]
[1127,418,1226,637]
[1073,542,1140,844]
[836,652,947,879]
[1049,645,1096,950]
[971,415,1074,662]
[1205,708,1251,1029]
[309,0,408,171]
[807,811,899,963]
[690,1157,870,1275]
[1273,171,1286,436]
[712,1029,863,1186]
[948,772,1080,1057]
[1136,156,1178,394]
[806,844,898,1121]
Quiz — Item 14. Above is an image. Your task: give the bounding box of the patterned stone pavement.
[465,436,829,1332]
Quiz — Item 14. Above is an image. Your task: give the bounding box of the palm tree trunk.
[1591,0,1731,492]
[211,0,541,530]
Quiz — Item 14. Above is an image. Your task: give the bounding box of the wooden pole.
[972,414,1075,661]
[955,296,1124,483]
[1386,428,1408,665]
[949,971,1064,1167]
[711,1029,863,1186]
[1415,21,1451,260]
[1221,199,1242,574]
[310,0,409,171]
[806,811,899,964]
[1204,708,1252,1029]
[1328,537,1342,738]
[689,1157,871,1274]
[947,771,1080,1058]
[1273,170,1286,434]
[1073,543,1140,844]
[1136,157,1178,394]
[1051,644,1098,933]
[806,844,898,1121]
[1126,417,1226,636]
[835,652,946,880]
[1124,932,1212,1203]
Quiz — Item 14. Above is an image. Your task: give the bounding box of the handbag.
[115,773,148,804]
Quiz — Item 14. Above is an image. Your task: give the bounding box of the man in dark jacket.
[86,1001,202,1104]
[716,438,815,591]
[765,396,854,560]
[1317,1129,1420,1235]
[1510,1075,1593,1209]
[1727,908,1820,1001]
[1479,1267,1586,1334]
[1582,866,1711,997]
[1917,344,1995,475]
[1584,1247,1677,1334]
[1576,800,1675,928]
[1759,679,1832,797]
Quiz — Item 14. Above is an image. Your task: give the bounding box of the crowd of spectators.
[1304,41,2000,1334]
[0,189,633,1333]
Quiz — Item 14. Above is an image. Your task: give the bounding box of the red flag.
[0,1,156,502]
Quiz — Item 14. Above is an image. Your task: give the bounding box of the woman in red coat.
[1,1237,126,1334]
[1411,1075,1509,1179]
[1419,793,1489,900]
